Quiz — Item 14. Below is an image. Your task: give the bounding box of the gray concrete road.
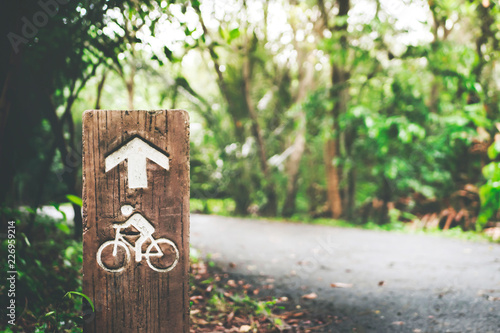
[190,214,500,333]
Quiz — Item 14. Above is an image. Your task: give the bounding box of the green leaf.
[66,195,83,207]
[163,46,173,61]
[43,311,56,318]
[25,207,36,214]
[151,54,164,66]
[64,291,95,312]
[482,162,500,180]
[229,28,240,41]
[21,233,31,247]
[218,26,226,40]
[464,103,488,127]
[191,0,201,10]
[488,140,500,160]
[209,48,218,60]
[56,223,71,235]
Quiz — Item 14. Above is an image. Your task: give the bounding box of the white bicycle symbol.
[96,205,179,273]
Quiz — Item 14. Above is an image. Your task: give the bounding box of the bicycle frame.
[112,227,163,260]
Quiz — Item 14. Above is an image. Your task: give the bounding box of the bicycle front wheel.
[146,238,179,273]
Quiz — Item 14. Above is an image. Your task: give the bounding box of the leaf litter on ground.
[190,255,328,332]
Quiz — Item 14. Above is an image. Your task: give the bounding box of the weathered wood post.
[82,110,190,332]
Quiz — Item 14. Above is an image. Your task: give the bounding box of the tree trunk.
[324,0,350,219]
[344,125,356,220]
[325,65,350,218]
[126,65,136,109]
[95,70,107,109]
[26,142,58,234]
[0,50,21,204]
[345,163,355,220]
[242,58,277,216]
[126,78,134,110]
[282,127,306,217]
[65,100,83,240]
[0,60,14,161]
[324,139,343,218]
[429,75,440,113]
[282,58,313,217]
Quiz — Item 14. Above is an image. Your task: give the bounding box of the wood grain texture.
[82,110,190,332]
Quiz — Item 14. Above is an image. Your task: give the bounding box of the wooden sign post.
[82,110,190,332]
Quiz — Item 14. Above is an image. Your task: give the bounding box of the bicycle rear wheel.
[97,241,130,273]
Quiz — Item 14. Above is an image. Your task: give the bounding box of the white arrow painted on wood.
[105,137,169,189]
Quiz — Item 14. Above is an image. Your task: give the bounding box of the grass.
[289,217,498,243]
[296,211,499,243]
[190,198,236,216]
[189,199,498,243]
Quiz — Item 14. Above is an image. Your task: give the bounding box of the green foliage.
[190,198,236,215]
[479,142,500,229]
[66,195,83,207]
[64,291,94,312]
[0,210,84,331]
[289,214,495,242]
[3,0,500,235]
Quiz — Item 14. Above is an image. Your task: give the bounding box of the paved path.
[191,214,500,333]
